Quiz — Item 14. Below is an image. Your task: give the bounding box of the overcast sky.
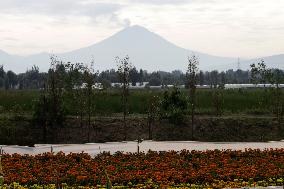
[0,0,284,58]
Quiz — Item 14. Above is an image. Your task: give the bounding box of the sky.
[0,0,284,58]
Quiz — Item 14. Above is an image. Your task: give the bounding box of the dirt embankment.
[0,115,283,145]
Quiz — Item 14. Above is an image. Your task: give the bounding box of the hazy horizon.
[1,0,284,59]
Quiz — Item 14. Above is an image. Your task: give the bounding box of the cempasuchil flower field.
[0,149,283,188]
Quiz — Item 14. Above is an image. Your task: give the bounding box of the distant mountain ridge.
[0,25,283,73]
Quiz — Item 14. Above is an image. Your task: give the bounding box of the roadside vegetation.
[0,149,283,188]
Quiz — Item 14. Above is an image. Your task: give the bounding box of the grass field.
[0,88,276,116]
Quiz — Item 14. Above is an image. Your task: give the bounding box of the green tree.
[186,55,199,140]
[117,56,132,141]
[210,70,219,88]
[212,73,225,116]
[149,72,161,86]
[20,66,44,89]
[267,69,284,126]
[161,87,188,124]
[250,60,271,111]
[198,71,204,86]
[6,70,17,89]
[147,95,160,139]
[0,65,5,89]
[250,60,270,85]
[33,56,66,143]
[129,67,139,86]
[64,62,85,128]
[251,61,284,134]
[82,61,97,142]
[139,69,144,85]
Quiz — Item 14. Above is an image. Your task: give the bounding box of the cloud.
[132,0,190,5]
[0,0,124,25]
[0,30,10,33]
[123,18,131,27]
[2,37,18,41]
[0,1,122,15]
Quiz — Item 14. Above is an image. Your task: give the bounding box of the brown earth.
[0,115,283,145]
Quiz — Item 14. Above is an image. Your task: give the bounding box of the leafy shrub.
[161,87,188,124]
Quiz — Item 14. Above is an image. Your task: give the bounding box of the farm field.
[0,149,283,188]
[1,87,284,144]
[0,88,278,115]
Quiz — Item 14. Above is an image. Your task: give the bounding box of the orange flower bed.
[1,149,283,187]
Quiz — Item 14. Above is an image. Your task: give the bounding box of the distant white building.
[108,83,284,90]
[77,83,103,90]
[225,84,284,89]
[111,82,149,89]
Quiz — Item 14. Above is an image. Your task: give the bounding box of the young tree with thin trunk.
[251,61,284,135]
[250,60,271,111]
[210,70,225,116]
[83,61,97,142]
[147,95,160,140]
[186,55,199,140]
[117,56,132,141]
[33,56,66,143]
[64,62,85,128]
[48,56,66,129]
[266,69,284,126]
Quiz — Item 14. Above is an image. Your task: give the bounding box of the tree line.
[2,61,284,90]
